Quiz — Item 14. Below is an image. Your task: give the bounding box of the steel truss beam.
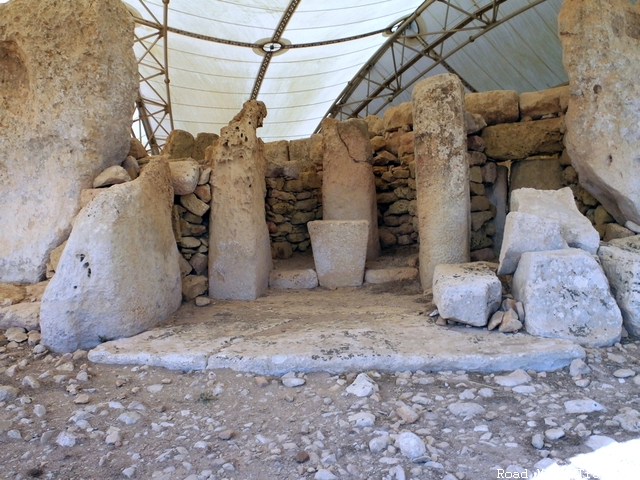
[129,0,173,154]
[318,0,548,128]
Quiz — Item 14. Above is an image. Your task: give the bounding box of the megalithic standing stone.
[412,74,470,289]
[321,118,381,260]
[207,100,273,300]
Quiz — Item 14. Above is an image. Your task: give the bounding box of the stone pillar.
[559,0,640,226]
[321,118,380,260]
[412,74,470,289]
[0,0,138,283]
[207,100,273,300]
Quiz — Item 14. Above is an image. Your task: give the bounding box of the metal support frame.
[129,0,173,154]
[318,0,548,129]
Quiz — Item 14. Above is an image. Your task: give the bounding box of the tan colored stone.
[193,132,219,161]
[465,111,487,135]
[510,157,564,191]
[465,90,519,125]
[0,0,137,283]
[45,241,67,279]
[289,138,311,167]
[93,165,131,188]
[180,194,210,217]
[519,86,570,119]
[207,100,273,300]
[370,136,386,152]
[398,132,415,158]
[182,275,208,301]
[162,130,195,159]
[321,118,380,260]
[194,184,211,203]
[604,224,635,242]
[364,267,418,284]
[169,160,200,195]
[413,74,470,288]
[383,102,413,132]
[559,0,640,226]
[128,138,148,160]
[25,281,48,302]
[482,117,565,161]
[309,134,323,166]
[364,115,385,137]
[122,156,140,180]
[0,284,25,306]
[79,189,107,209]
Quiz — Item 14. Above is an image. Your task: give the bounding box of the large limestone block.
[498,212,568,275]
[207,100,273,301]
[598,235,640,337]
[513,249,622,347]
[0,0,137,283]
[193,132,219,162]
[519,86,569,119]
[169,160,200,195]
[559,0,640,226]
[433,263,502,327]
[322,118,380,260]
[269,269,318,290]
[308,220,369,288]
[510,156,564,192]
[413,74,470,288]
[481,117,565,161]
[162,130,195,159]
[511,187,600,254]
[40,160,182,352]
[465,90,519,125]
[383,102,413,132]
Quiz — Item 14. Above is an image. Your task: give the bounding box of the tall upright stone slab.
[412,74,470,289]
[321,118,380,261]
[207,100,273,300]
[40,160,182,353]
[559,0,640,226]
[0,0,137,283]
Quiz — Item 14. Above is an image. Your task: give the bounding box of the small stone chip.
[295,450,310,463]
[254,376,270,387]
[218,429,235,440]
[74,393,90,404]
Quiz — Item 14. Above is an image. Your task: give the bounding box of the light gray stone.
[510,187,600,254]
[40,160,182,353]
[585,435,616,451]
[512,249,622,347]
[498,212,567,275]
[612,409,640,433]
[169,160,200,195]
[321,118,380,260]
[570,358,591,377]
[494,369,531,387]
[448,402,485,417]
[598,236,640,337]
[564,399,605,414]
[308,220,369,288]
[93,165,131,188]
[269,269,318,290]
[0,302,40,331]
[413,74,469,289]
[346,373,379,397]
[348,411,376,427]
[207,100,272,300]
[433,263,501,327]
[0,385,19,402]
[395,431,426,459]
[364,267,418,284]
[0,0,137,283]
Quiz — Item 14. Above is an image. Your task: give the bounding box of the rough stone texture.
[269,269,318,290]
[128,138,148,160]
[307,220,369,288]
[168,160,200,195]
[0,0,137,283]
[93,166,131,188]
[0,284,25,306]
[0,302,40,330]
[207,100,273,300]
[559,0,640,226]
[481,117,565,161]
[511,187,600,254]
[383,102,413,132]
[519,86,570,119]
[321,118,380,261]
[162,130,195,159]
[487,165,508,258]
[182,275,208,301]
[465,90,519,125]
[512,249,622,347]
[193,132,219,162]
[413,74,470,288]
[598,235,640,337]
[433,263,502,327]
[40,160,182,353]
[364,267,418,284]
[510,157,564,191]
[498,212,568,275]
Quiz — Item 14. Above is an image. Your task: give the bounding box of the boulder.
[465,90,519,125]
[128,138,148,160]
[208,100,273,300]
[510,187,600,254]
[519,86,569,119]
[182,275,208,301]
[169,160,200,195]
[162,129,195,159]
[308,220,369,288]
[510,156,564,191]
[121,156,140,180]
[512,249,622,347]
[0,302,40,331]
[598,235,640,337]
[0,0,137,283]
[413,74,470,288]
[383,102,413,132]
[193,132,219,161]
[321,117,380,260]
[40,159,182,352]
[269,269,318,290]
[498,212,568,275]
[559,0,640,226]
[93,165,131,188]
[481,117,565,161]
[433,263,502,327]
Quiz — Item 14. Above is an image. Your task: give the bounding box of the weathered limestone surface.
[513,249,622,347]
[559,0,640,226]
[308,220,369,288]
[481,117,565,161]
[207,100,273,300]
[168,160,200,195]
[498,212,567,275]
[511,187,600,254]
[413,74,470,288]
[519,86,569,119]
[433,263,502,327]
[465,90,519,125]
[322,118,380,261]
[487,165,508,258]
[0,302,40,331]
[40,160,182,353]
[598,235,640,337]
[364,267,418,285]
[269,269,318,290]
[0,0,137,283]
[510,157,564,191]
[162,130,196,159]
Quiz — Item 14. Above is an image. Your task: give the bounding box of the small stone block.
[269,269,319,290]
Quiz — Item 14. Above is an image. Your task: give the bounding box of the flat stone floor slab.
[89,283,585,374]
